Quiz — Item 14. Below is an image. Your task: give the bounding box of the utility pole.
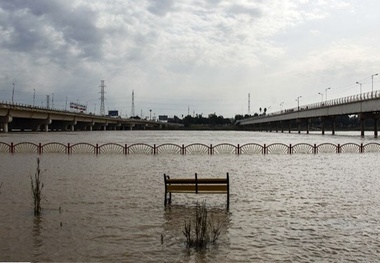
[99,80,106,115]
[12,83,15,104]
[46,95,50,109]
[131,90,135,117]
[248,93,251,115]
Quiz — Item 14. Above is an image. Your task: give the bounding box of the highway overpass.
[0,102,182,132]
[236,90,380,137]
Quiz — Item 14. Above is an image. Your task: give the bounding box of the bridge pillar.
[297,119,302,134]
[43,117,52,132]
[321,117,325,135]
[374,116,378,138]
[0,115,12,133]
[359,114,365,137]
[331,117,336,135]
[2,122,9,133]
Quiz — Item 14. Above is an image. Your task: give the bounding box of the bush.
[183,202,222,249]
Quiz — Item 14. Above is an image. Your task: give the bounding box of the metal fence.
[1,142,380,155]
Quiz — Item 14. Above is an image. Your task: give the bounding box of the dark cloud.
[147,0,175,16]
[0,0,104,63]
[227,4,262,18]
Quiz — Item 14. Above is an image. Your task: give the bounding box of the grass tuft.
[183,201,223,249]
[30,158,44,216]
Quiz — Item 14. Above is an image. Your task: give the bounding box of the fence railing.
[1,142,380,155]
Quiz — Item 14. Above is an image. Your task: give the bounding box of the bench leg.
[164,192,172,207]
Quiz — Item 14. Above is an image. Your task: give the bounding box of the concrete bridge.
[0,102,181,132]
[236,90,380,137]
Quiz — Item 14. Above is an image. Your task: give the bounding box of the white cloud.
[0,0,379,117]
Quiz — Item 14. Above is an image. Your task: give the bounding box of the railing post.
[289,144,292,154]
[154,144,156,155]
[210,144,213,155]
[96,143,99,155]
[337,144,341,153]
[313,144,317,154]
[360,143,364,153]
[182,144,185,155]
[195,173,198,194]
[237,144,240,155]
[38,143,42,155]
[263,144,266,155]
[10,142,14,154]
[125,144,128,155]
[67,143,71,155]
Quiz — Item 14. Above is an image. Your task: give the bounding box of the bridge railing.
[241,90,380,122]
[1,142,380,155]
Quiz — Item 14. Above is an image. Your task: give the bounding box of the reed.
[183,202,222,249]
[30,158,44,216]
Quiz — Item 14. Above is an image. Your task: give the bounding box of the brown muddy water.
[1,131,380,262]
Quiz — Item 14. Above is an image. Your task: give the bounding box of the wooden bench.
[164,172,230,209]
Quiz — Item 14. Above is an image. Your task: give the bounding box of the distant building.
[158,115,168,122]
[108,110,119,117]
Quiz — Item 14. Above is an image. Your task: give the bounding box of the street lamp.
[318,92,323,103]
[356,82,362,95]
[325,87,331,102]
[296,96,302,110]
[280,102,284,111]
[372,73,378,92]
[52,93,54,108]
[33,89,35,106]
[12,82,15,104]
[149,109,152,120]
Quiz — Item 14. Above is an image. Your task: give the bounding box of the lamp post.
[12,82,15,104]
[325,87,331,102]
[33,89,35,106]
[296,96,302,111]
[52,93,54,108]
[280,102,284,111]
[149,109,152,120]
[356,82,362,95]
[372,73,378,92]
[318,92,323,103]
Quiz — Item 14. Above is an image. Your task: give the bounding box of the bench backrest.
[164,173,229,193]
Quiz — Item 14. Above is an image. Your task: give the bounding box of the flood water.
[1,130,380,262]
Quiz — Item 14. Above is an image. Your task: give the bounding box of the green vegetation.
[183,202,222,249]
[30,158,44,216]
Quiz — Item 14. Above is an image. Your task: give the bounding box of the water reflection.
[32,215,44,258]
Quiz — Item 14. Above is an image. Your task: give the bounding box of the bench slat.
[167,184,227,192]
[166,178,227,184]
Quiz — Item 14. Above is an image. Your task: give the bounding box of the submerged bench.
[164,172,230,209]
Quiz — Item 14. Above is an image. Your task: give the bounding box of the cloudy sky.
[0,0,379,118]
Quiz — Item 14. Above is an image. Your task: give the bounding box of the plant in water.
[30,158,44,216]
[183,201,223,249]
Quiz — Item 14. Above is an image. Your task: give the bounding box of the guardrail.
[238,89,380,123]
[1,142,380,155]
